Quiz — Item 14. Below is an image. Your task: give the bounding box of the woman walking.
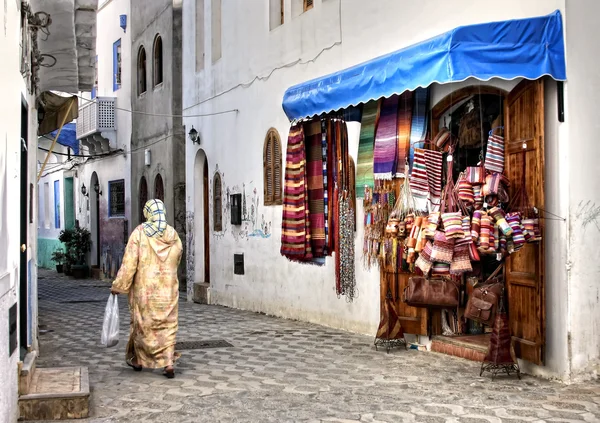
[111,199,183,378]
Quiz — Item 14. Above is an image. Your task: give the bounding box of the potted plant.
[59,227,92,278]
[50,248,66,273]
[58,229,75,275]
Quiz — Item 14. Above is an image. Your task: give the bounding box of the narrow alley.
[31,269,600,423]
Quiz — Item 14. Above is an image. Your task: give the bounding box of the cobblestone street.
[31,269,600,423]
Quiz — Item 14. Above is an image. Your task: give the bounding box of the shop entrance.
[392,80,546,365]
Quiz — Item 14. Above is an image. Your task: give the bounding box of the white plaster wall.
[37,141,70,240]
[182,0,581,376]
[564,0,600,381]
[0,0,37,420]
[77,0,133,232]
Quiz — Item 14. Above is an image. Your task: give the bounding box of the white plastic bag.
[100,294,119,347]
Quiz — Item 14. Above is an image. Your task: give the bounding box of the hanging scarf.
[143,199,167,238]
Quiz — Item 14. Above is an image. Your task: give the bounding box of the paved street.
[32,269,600,423]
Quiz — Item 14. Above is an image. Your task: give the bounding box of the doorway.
[90,172,100,267]
[139,176,148,225]
[193,150,209,284]
[19,97,29,359]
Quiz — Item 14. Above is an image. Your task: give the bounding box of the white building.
[1,0,97,421]
[182,0,600,382]
[76,0,133,279]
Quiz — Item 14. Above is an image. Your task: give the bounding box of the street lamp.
[188,126,199,145]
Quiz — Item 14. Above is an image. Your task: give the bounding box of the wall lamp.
[81,184,89,197]
[94,181,103,196]
[188,126,199,145]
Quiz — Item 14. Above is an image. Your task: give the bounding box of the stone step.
[431,334,490,362]
[19,367,90,421]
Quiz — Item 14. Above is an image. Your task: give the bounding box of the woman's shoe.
[126,357,142,372]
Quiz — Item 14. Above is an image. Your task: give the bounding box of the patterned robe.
[112,225,183,368]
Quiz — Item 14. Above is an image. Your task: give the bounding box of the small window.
[303,0,314,12]
[139,176,148,224]
[113,40,121,91]
[269,0,284,30]
[214,172,222,231]
[211,0,222,63]
[108,180,125,217]
[153,35,163,86]
[263,128,282,206]
[154,173,164,202]
[137,46,147,95]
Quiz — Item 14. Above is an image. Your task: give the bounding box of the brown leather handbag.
[403,277,459,308]
[464,264,504,326]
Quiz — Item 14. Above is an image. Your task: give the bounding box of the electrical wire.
[183,0,344,112]
[76,94,238,118]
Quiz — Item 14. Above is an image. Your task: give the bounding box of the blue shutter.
[113,40,121,91]
[54,180,60,228]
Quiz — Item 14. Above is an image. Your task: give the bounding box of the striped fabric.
[321,120,329,254]
[304,120,325,257]
[395,91,413,177]
[485,134,505,173]
[408,87,429,171]
[424,150,443,209]
[280,125,313,262]
[142,199,167,238]
[326,120,336,253]
[355,100,380,196]
[411,148,444,212]
[373,95,399,180]
[410,148,429,209]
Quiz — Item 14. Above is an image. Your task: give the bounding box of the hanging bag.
[100,294,120,348]
[464,264,504,326]
[403,276,459,308]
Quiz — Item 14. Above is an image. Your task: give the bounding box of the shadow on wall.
[211,166,272,242]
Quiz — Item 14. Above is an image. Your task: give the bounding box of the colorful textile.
[457,179,475,205]
[471,210,483,242]
[304,120,325,257]
[507,212,526,248]
[395,91,413,177]
[376,273,404,341]
[466,166,485,185]
[280,125,313,261]
[338,191,356,300]
[450,244,472,274]
[415,240,434,274]
[356,100,380,195]
[431,230,455,264]
[142,199,168,238]
[373,95,399,180]
[410,148,443,212]
[489,206,513,237]
[424,212,440,238]
[483,173,508,197]
[432,262,451,276]
[112,225,183,369]
[457,216,473,246]
[326,121,336,253]
[321,120,329,254]
[441,212,464,239]
[408,87,429,171]
[473,185,484,210]
[485,133,505,173]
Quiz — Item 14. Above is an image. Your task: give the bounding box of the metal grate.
[76,97,116,139]
[176,340,233,350]
[109,180,125,217]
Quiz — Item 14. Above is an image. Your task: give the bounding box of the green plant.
[59,227,92,265]
[50,248,66,265]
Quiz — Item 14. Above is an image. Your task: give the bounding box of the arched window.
[137,46,147,95]
[153,35,163,87]
[263,128,282,206]
[213,173,222,231]
[139,176,148,224]
[154,173,164,202]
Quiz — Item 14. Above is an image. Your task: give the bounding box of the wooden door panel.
[504,79,545,365]
[395,273,428,335]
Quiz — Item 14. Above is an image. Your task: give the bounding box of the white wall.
[76,0,133,272]
[37,142,69,240]
[181,0,600,380]
[0,0,38,421]
[564,0,600,381]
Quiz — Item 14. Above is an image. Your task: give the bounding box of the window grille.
[109,180,125,217]
[214,173,222,231]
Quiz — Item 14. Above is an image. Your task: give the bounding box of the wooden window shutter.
[214,173,222,231]
[264,128,282,206]
[304,0,313,12]
[504,79,545,365]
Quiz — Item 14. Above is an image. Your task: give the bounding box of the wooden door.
[504,79,545,364]
[379,180,428,336]
[203,157,210,283]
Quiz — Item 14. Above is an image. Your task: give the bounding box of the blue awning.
[49,122,79,155]
[282,10,566,120]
